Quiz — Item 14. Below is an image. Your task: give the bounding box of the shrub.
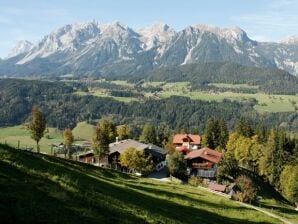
[188,176,206,187]
[236,175,257,203]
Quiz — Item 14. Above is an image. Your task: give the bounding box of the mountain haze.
[1,21,298,76]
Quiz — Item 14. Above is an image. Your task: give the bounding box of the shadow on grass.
[0,145,280,224]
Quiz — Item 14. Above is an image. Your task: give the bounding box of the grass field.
[73,80,298,113]
[74,90,139,103]
[0,122,95,154]
[209,83,259,89]
[72,122,95,141]
[1,144,294,224]
[156,82,298,113]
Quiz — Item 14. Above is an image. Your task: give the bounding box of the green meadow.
[73,80,297,113]
[0,122,95,154]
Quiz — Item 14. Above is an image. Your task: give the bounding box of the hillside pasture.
[0,144,292,224]
[156,82,298,113]
[0,123,95,154]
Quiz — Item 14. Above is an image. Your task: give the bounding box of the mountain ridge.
[2,20,298,77]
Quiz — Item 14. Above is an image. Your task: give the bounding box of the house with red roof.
[185,147,222,178]
[173,134,201,153]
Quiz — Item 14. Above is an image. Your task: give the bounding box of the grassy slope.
[0,144,287,224]
[72,122,95,141]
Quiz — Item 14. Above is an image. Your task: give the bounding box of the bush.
[188,176,206,187]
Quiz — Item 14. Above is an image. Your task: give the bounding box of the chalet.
[173,134,201,153]
[78,139,167,171]
[185,147,222,178]
[78,150,95,164]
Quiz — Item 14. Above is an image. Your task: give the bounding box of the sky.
[1,0,298,57]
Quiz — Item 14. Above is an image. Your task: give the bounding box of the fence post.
[17,140,20,150]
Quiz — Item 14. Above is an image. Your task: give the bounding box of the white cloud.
[230,0,298,42]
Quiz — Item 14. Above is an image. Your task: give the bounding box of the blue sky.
[1,0,298,57]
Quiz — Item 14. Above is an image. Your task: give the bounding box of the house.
[78,150,95,164]
[108,139,167,171]
[185,147,222,178]
[78,139,167,171]
[173,134,201,153]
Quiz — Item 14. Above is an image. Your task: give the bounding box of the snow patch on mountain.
[7,40,34,58]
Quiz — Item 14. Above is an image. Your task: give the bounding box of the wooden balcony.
[192,162,213,169]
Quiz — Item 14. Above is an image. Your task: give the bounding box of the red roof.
[173,134,201,144]
[185,147,222,164]
[208,183,226,192]
[176,146,189,152]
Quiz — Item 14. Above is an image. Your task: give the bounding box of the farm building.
[185,147,222,178]
[78,139,167,171]
[173,134,201,153]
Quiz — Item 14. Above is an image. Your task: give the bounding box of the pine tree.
[259,129,286,186]
[27,106,47,153]
[235,117,254,138]
[255,122,268,143]
[203,118,216,149]
[203,118,221,149]
[218,118,229,149]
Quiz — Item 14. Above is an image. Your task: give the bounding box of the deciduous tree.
[236,175,257,203]
[117,124,132,140]
[166,151,186,178]
[92,119,117,163]
[120,147,154,174]
[27,106,47,153]
[63,128,74,159]
[280,165,298,204]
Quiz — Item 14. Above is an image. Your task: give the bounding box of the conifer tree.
[218,118,229,149]
[140,124,157,144]
[235,117,254,137]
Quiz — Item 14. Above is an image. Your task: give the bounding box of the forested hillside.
[123,62,298,95]
[0,79,297,132]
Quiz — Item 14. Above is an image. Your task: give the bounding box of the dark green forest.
[116,62,298,95]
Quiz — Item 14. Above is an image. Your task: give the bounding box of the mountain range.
[1,20,298,77]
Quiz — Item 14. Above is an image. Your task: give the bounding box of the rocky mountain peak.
[7,40,34,58]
